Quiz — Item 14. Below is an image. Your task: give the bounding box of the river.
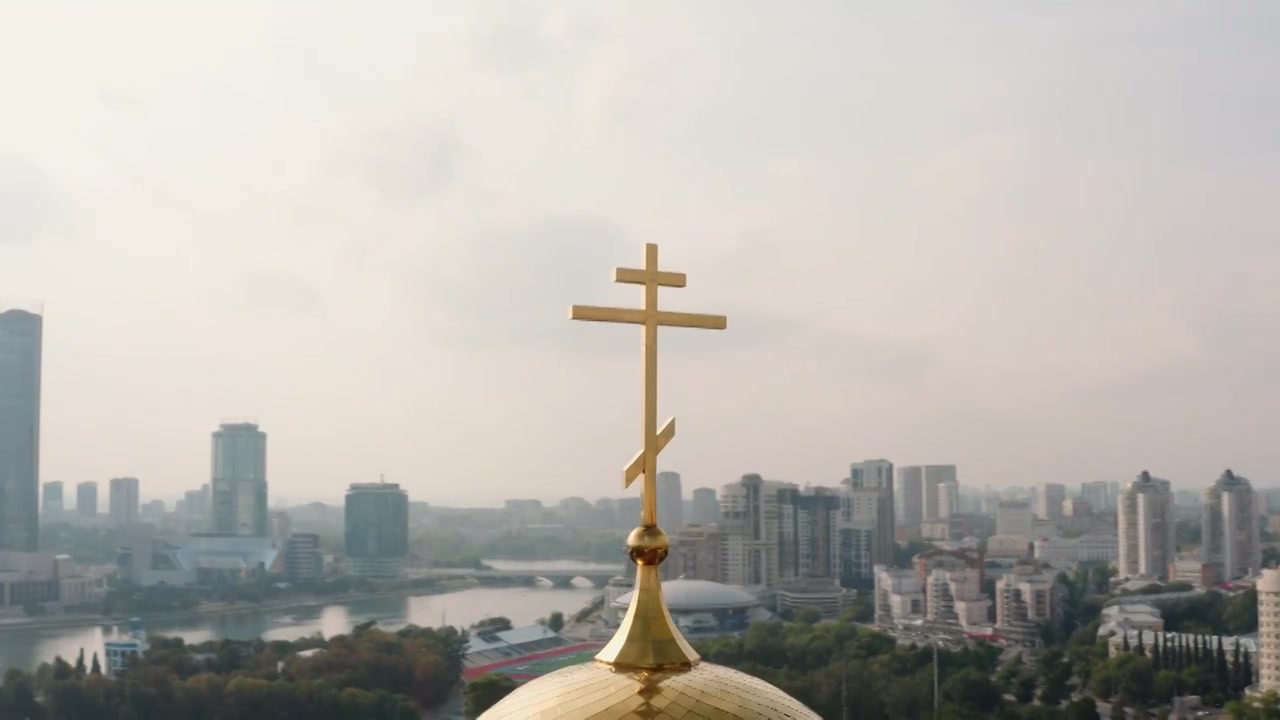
[0,560,619,674]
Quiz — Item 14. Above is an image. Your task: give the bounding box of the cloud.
[228,270,328,319]
[0,157,65,244]
[361,121,463,203]
[418,214,792,354]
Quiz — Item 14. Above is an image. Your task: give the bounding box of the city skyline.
[3,4,1280,506]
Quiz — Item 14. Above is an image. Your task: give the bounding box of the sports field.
[465,643,603,683]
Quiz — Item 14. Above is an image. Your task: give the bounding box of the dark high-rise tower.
[0,307,42,551]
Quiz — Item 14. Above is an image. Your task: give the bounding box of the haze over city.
[3,2,1279,506]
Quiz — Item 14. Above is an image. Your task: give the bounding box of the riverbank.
[0,581,479,635]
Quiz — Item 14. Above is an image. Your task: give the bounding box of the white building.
[937,481,958,520]
[995,569,1064,642]
[986,534,1032,559]
[996,501,1033,539]
[1118,471,1176,580]
[1202,469,1261,584]
[1038,483,1066,521]
[926,568,990,630]
[720,474,786,588]
[1034,534,1119,565]
[1257,569,1280,693]
[874,564,924,625]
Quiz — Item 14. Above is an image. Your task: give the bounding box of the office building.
[1038,483,1066,521]
[690,487,719,526]
[656,471,684,530]
[719,474,784,588]
[345,482,409,577]
[1202,469,1261,584]
[849,459,895,565]
[898,466,924,526]
[108,477,140,526]
[777,487,839,581]
[936,480,958,520]
[0,307,42,551]
[76,482,98,519]
[42,481,64,517]
[1117,471,1176,580]
[996,501,1033,539]
[285,532,323,583]
[1081,481,1109,511]
[1257,568,1280,693]
[210,422,268,536]
[921,465,957,521]
[1062,498,1093,517]
[667,525,721,582]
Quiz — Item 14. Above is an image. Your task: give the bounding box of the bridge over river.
[420,565,629,588]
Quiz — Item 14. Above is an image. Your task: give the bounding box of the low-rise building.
[986,534,1032,559]
[995,567,1065,644]
[1033,534,1119,565]
[925,568,991,630]
[874,564,924,625]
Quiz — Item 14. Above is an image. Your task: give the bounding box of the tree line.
[0,623,466,720]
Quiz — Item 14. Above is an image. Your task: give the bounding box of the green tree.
[74,648,86,677]
[464,675,518,719]
[546,611,565,633]
[1065,697,1100,720]
[90,653,102,676]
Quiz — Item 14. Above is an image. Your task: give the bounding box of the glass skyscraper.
[345,482,409,577]
[0,307,42,551]
[210,422,268,536]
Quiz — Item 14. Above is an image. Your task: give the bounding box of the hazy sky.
[2,2,1278,506]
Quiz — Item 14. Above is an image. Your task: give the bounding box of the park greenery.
[0,623,466,720]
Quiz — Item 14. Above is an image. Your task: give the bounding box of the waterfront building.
[285,532,323,583]
[210,422,268,536]
[345,481,409,578]
[1118,471,1177,580]
[1202,469,1261,584]
[0,307,42,551]
[76,481,98,519]
[104,618,149,677]
[108,477,140,526]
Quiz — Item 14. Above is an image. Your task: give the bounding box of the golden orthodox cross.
[570,243,727,529]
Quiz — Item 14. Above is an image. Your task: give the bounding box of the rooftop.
[611,578,759,611]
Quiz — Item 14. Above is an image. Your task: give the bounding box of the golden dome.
[477,526,821,720]
[478,661,819,719]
